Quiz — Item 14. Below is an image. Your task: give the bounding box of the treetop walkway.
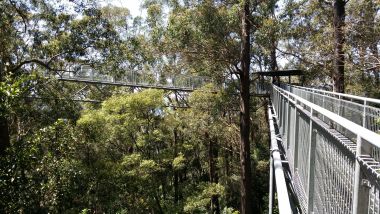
[44,67,380,213]
[268,83,380,214]
[43,66,209,91]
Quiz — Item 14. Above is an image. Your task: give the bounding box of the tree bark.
[0,116,10,154]
[207,134,220,214]
[0,62,10,155]
[269,0,278,72]
[368,1,379,86]
[333,0,346,93]
[371,44,379,86]
[239,0,253,213]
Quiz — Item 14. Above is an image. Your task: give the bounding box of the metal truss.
[43,67,209,92]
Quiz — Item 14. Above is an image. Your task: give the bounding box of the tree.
[239,0,253,213]
[156,1,271,212]
[333,0,347,93]
[0,0,122,153]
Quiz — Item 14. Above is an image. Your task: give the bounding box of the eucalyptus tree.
[239,1,254,212]
[0,0,125,154]
[346,0,380,95]
[158,0,272,212]
[332,0,347,93]
[77,89,170,212]
[279,0,379,93]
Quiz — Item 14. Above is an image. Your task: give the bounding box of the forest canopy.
[0,0,379,213]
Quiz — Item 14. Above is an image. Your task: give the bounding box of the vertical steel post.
[307,108,317,213]
[283,94,288,138]
[352,134,372,214]
[362,100,367,128]
[284,93,288,134]
[278,91,280,112]
[292,101,300,173]
[337,95,342,116]
[286,93,292,150]
[90,68,93,80]
[352,101,371,214]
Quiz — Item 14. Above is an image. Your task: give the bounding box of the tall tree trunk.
[333,0,346,93]
[270,43,278,72]
[239,0,253,213]
[371,45,379,86]
[359,46,366,83]
[270,39,279,84]
[0,63,10,154]
[269,0,278,72]
[368,1,379,86]
[207,134,220,214]
[0,117,10,154]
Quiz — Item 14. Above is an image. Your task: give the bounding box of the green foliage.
[0,119,82,212]
[184,183,225,213]
[173,153,186,170]
[4,0,378,213]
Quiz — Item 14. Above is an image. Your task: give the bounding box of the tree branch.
[9,0,29,33]
[276,47,325,67]
[11,59,67,73]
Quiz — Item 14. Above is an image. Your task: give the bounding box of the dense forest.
[0,0,379,213]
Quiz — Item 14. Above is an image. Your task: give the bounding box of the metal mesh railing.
[254,81,272,95]
[282,84,380,134]
[282,84,380,165]
[271,84,380,214]
[44,67,209,91]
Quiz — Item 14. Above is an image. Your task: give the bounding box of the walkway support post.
[352,136,371,214]
[292,101,300,174]
[286,93,291,149]
[307,108,317,213]
[353,100,371,214]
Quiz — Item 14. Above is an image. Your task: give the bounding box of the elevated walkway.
[268,84,380,214]
[43,67,209,91]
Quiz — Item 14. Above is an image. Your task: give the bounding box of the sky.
[98,0,288,67]
[101,0,145,17]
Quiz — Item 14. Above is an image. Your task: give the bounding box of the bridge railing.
[280,84,380,164]
[272,84,380,214]
[281,84,380,133]
[44,67,209,90]
[254,81,272,95]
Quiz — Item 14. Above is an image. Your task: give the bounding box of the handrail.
[283,83,380,105]
[273,85,380,148]
[268,105,292,214]
[271,84,380,213]
[43,68,209,91]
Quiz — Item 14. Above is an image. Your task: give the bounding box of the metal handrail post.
[307,108,317,213]
[286,93,292,150]
[362,100,367,128]
[292,99,300,174]
[322,92,325,122]
[352,136,371,214]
